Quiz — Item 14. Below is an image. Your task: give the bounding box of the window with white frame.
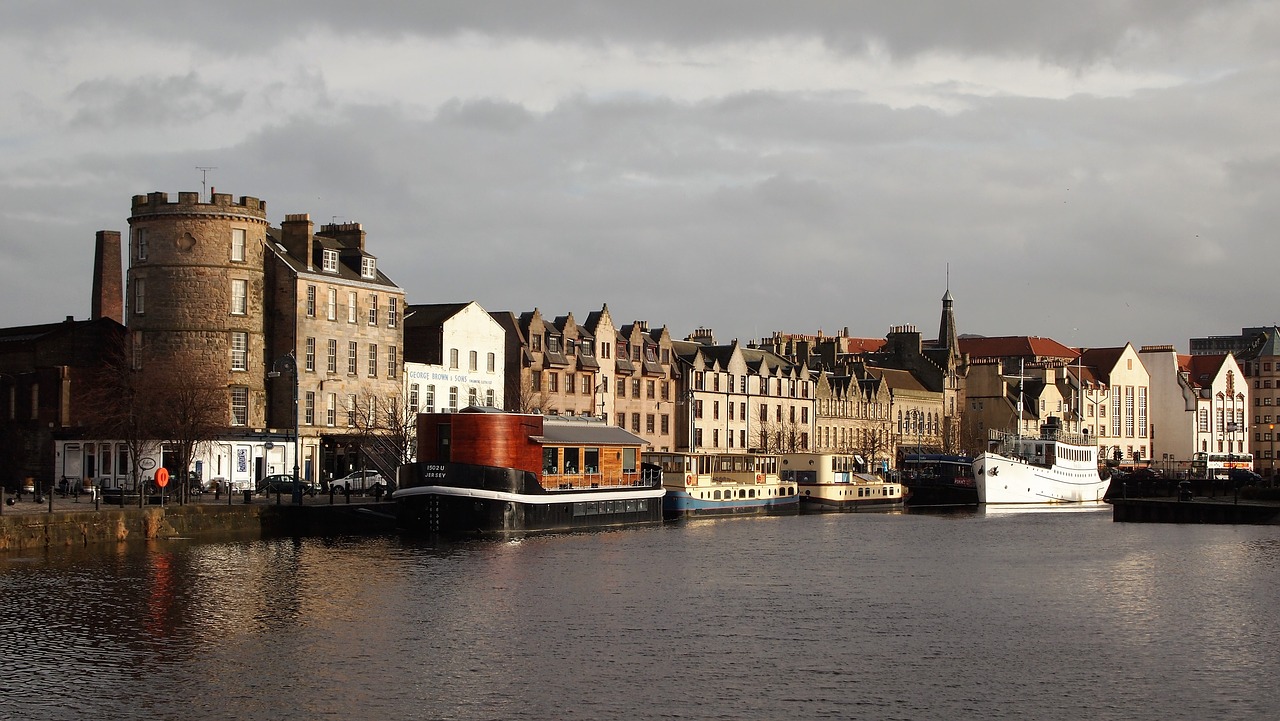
[367,344,378,377]
[231,279,247,315]
[409,384,420,413]
[322,249,338,273]
[327,288,337,320]
[388,346,398,379]
[347,341,358,375]
[327,393,337,427]
[485,389,494,406]
[305,337,315,372]
[361,256,376,278]
[304,391,315,425]
[469,387,478,406]
[231,228,246,262]
[424,385,436,413]
[134,278,146,315]
[306,285,316,317]
[449,386,459,411]
[347,292,358,323]
[368,294,378,326]
[487,352,496,373]
[230,386,248,426]
[230,332,247,371]
[327,339,337,374]
[135,228,148,261]
[347,394,357,426]
[388,297,398,328]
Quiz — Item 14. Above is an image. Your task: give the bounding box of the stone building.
[613,320,678,451]
[402,301,506,414]
[265,214,406,484]
[1139,345,1247,474]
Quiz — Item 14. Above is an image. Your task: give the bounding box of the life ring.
[755,473,764,483]
[686,473,695,486]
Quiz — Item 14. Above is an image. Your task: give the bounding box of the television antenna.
[196,166,217,201]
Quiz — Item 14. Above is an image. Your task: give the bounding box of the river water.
[2,507,1279,721]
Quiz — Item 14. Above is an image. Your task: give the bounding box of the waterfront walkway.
[0,487,385,518]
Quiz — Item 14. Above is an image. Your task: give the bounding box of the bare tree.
[150,370,227,503]
[79,333,162,505]
[509,372,550,413]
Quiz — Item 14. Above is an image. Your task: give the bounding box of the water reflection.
[3,515,1280,720]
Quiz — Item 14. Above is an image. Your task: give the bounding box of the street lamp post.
[269,354,302,505]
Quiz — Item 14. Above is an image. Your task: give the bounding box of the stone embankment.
[0,490,397,553]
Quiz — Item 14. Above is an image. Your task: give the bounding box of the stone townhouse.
[496,308,600,418]
[813,367,894,469]
[674,330,815,454]
[265,214,406,484]
[613,319,678,452]
[1191,326,1280,479]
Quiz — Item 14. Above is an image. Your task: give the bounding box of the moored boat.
[780,453,905,512]
[900,453,977,506]
[972,417,1108,504]
[394,408,664,535]
[644,451,799,519]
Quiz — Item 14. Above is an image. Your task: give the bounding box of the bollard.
[243,489,253,504]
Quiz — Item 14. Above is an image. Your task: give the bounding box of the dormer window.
[548,336,561,353]
[322,249,338,273]
[580,340,593,357]
[361,256,376,279]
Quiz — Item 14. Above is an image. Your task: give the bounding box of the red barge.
[394,408,665,535]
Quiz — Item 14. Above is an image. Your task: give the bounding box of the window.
[646,414,655,434]
[231,279,247,315]
[409,384,420,413]
[306,285,316,317]
[348,341,358,375]
[532,372,542,392]
[661,415,670,435]
[368,294,378,326]
[133,278,145,315]
[347,292,358,323]
[231,228,246,262]
[305,392,315,425]
[647,380,655,399]
[616,377,625,398]
[532,334,542,352]
[469,387,479,406]
[616,413,625,428]
[549,373,559,393]
[305,337,315,371]
[388,297,398,328]
[662,382,670,401]
[327,339,337,374]
[450,349,459,369]
[230,386,248,426]
[388,346,398,379]
[327,393,337,427]
[632,379,640,397]
[367,344,378,377]
[424,385,436,413]
[327,288,337,320]
[486,389,495,406]
[135,228,148,261]
[469,350,478,371]
[347,394,357,427]
[230,332,247,371]
[631,413,640,433]
[695,400,703,419]
[361,256,376,278]
[487,352,496,373]
[449,387,459,411]
[322,249,338,273]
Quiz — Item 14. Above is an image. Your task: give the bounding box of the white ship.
[972,417,1109,504]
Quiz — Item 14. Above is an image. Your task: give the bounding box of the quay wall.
[0,502,398,553]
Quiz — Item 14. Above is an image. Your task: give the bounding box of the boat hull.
[662,489,799,519]
[396,484,665,535]
[973,452,1109,504]
[798,482,905,512]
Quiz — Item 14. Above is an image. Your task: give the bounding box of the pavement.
[0,487,386,516]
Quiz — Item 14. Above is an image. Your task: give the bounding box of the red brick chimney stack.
[92,230,123,323]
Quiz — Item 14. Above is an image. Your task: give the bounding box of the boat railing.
[543,472,651,490]
[987,426,1091,448]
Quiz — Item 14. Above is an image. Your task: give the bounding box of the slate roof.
[959,336,1078,361]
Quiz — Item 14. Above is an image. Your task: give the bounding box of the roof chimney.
[281,214,315,270]
[91,230,123,323]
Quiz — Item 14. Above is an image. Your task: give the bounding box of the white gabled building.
[1140,345,1248,469]
[402,302,506,416]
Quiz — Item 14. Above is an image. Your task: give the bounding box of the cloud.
[68,73,245,129]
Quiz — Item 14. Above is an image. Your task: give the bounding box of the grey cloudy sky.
[3,1,1277,351]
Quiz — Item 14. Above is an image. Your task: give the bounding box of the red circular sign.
[154,467,170,488]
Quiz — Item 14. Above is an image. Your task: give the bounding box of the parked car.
[330,469,391,495]
[257,473,318,496]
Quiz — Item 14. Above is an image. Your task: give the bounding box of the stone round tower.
[127,191,270,428]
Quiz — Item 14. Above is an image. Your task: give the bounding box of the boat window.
[714,490,722,500]
[584,448,600,474]
[543,447,558,475]
[563,447,580,474]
